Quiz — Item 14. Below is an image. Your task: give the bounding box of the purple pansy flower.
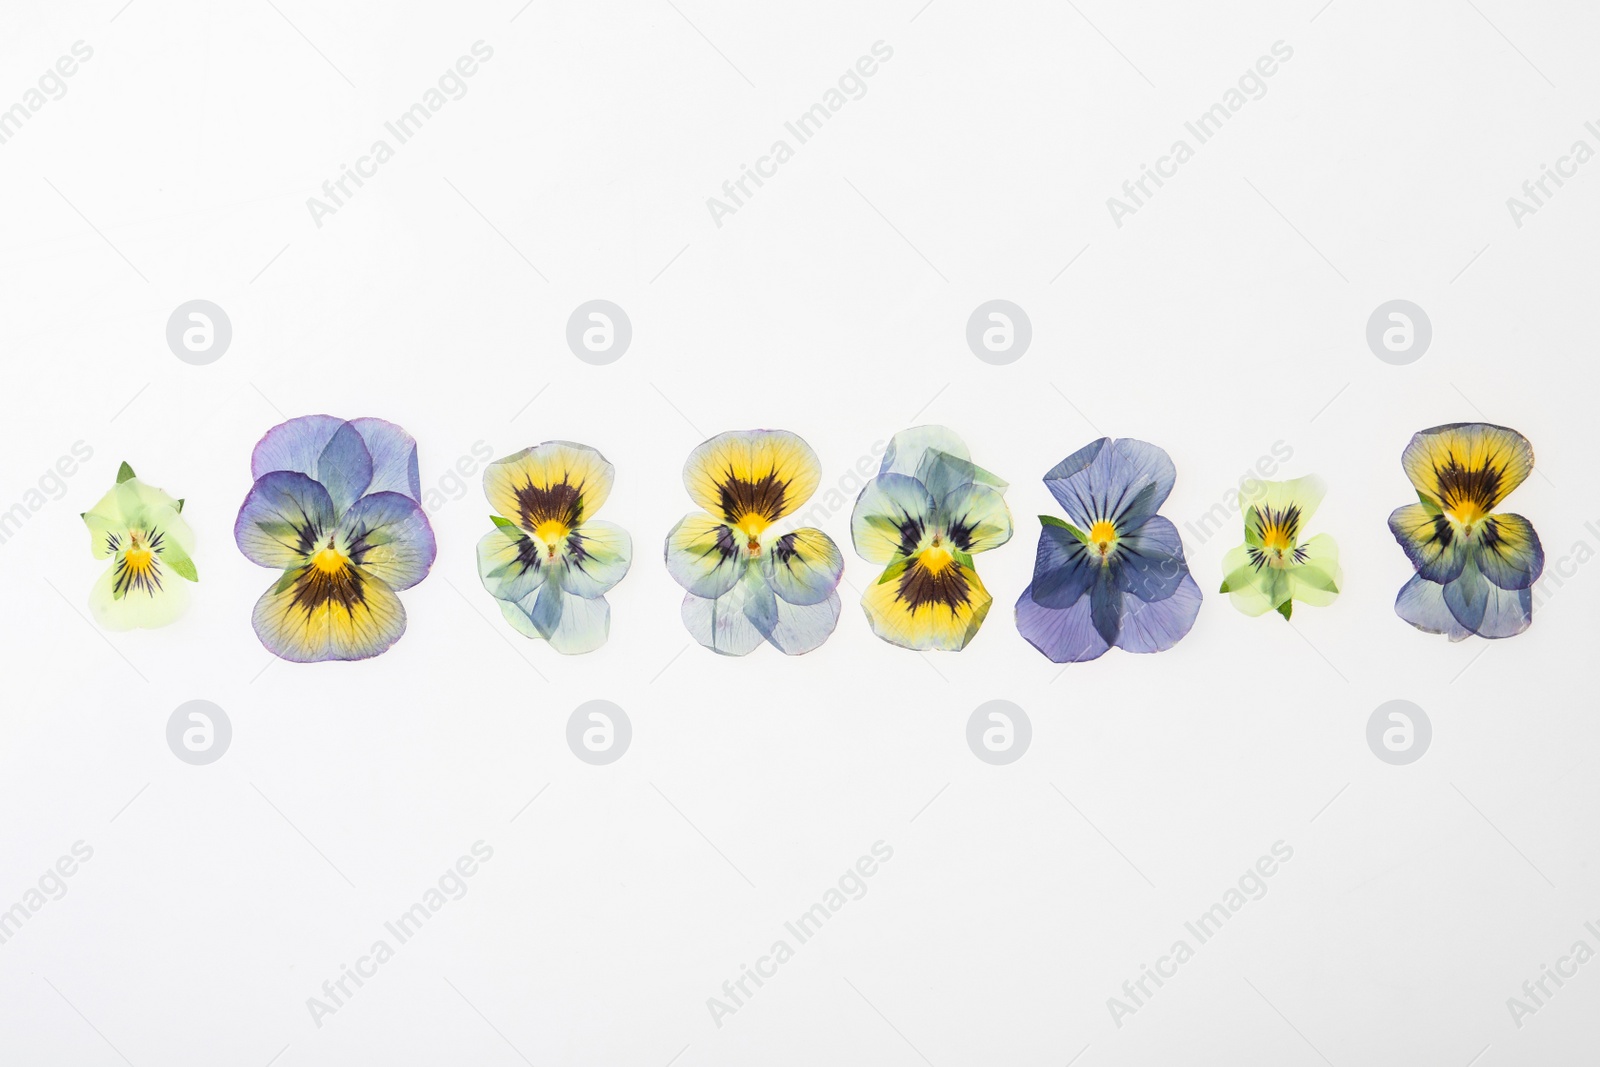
[234,415,436,662]
[1015,438,1201,663]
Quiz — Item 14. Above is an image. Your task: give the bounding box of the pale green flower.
[1219,475,1339,620]
[82,463,197,630]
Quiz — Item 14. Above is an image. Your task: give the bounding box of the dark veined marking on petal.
[113,529,166,597]
[104,531,121,554]
[895,511,926,557]
[289,556,367,619]
[945,504,980,552]
[1247,543,1311,570]
[770,531,822,581]
[771,532,807,566]
[1477,515,1523,566]
[1252,504,1302,547]
[1431,450,1504,517]
[1409,510,1454,557]
[515,477,585,531]
[563,527,616,581]
[896,554,971,613]
[342,522,378,568]
[716,463,790,526]
[260,496,324,559]
[513,531,544,574]
[686,522,741,568]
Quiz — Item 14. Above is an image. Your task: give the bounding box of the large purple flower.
[234,415,436,662]
[1015,438,1201,663]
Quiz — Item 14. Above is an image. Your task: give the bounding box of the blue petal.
[234,471,335,569]
[758,590,841,655]
[1388,503,1467,584]
[1444,559,1534,639]
[1088,564,1122,646]
[1114,573,1202,653]
[1044,438,1175,533]
[336,491,436,591]
[1115,515,1190,602]
[315,421,375,517]
[681,578,766,656]
[250,415,346,482]
[1476,513,1544,591]
[349,417,422,501]
[1014,581,1111,663]
[1394,575,1472,641]
[1029,525,1098,609]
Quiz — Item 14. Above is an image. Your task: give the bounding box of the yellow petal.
[684,430,820,533]
[484,442,614,534]
[861,553,991,651]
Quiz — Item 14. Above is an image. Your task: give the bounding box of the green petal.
[1286,533,1341,608]
[89,564,190,630]
[1219,543,1275,617]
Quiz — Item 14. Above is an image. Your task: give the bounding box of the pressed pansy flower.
[665,429,843,656]
[477,442,631,654]
[850,426,1012,651]
[1219,475,1341,620]
[81,462,197,630]
[235,415,436,662]
[1014,438,1200,663]
[1388,422,1543,641]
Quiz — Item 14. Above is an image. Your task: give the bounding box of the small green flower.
[81,462,197,630]
[1218,475,1339,621]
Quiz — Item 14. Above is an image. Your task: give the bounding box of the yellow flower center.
[1088,520,1117,558]
[533,519,570,555]
[1446,500,1488,532]
[1260,524,1294,555]
[125,545,154,573]
[734,513,768,542]
[919,544,955,574]
[311,546,348,574]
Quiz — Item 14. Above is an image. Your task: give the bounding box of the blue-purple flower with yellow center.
[81,462,197,630]
[235,415,436,662]
[477,442,631,654]
[1015,438,1200,663]
[850,426,1012,651]
[1388,422,1543,640]
[665,429,844,656]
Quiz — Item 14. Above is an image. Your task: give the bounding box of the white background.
[1,1,1597,1064]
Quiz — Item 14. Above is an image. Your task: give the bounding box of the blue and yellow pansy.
[851,426,1012,651]
[477,442,632,653]
[1388,422,1544,640]
[235,415,436,662]
[665,429,844,655]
